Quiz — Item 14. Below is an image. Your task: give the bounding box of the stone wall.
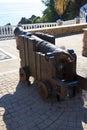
[82,29,87,57]
[29,23,87,36]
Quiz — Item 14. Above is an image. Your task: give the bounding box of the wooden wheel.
[19,67,29,83]
[38,81,51,99]
[56,86,67,101]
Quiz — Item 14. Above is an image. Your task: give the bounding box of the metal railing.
[0,18,86,40]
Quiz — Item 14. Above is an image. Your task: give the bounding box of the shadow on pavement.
[0,81,87,130]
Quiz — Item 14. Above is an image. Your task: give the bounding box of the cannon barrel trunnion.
[14,26,87,101]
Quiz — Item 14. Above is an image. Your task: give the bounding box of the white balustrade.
[22,22,57,30]
[0,19,86,40]
[0,23,58,39]
[0,25,15,37]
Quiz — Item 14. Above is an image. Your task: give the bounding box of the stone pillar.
[56,19,63,26]
[75,16,80,24]
[82,29,87,57]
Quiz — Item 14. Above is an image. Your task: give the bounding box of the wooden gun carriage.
[14,26,87,101]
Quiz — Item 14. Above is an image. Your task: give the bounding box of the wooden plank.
[19,36,26,67]
[35,52,41,80]
[40,55,53,80]
[28,39,36,77]
[24,37,29,67]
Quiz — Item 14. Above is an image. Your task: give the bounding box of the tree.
[18,15,42,24]
[41,0,59,22]
[32,16,41,23]
[18,17,32,24]
[73,0,87,16]
[18,0,87,24]
[62,1,75,20]
[54,0,87,20]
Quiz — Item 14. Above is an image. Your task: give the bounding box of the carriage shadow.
[0,81,87,130]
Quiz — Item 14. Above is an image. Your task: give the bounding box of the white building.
[80,3,87,19]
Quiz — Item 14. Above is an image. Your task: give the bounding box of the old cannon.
[14,26,87,101]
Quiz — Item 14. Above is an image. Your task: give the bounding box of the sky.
[0,0,46,25]
[0,0,41,3]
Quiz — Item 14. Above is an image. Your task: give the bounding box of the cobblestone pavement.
[0,36,15,41]
[0,33,87,130]
[0,39,20,74]
[0,71,87,130]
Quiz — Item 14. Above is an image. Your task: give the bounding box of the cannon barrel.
[31,35,74,62]
[14,26,31,36]
[14,26,74,60]
[34,32,55,44]
[31,35,56,53]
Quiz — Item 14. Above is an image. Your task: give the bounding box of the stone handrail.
[28,23,87,36]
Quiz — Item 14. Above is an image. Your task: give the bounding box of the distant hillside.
[18,15,41,24]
